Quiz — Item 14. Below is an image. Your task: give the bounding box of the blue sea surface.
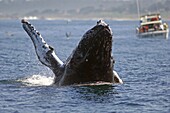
[0,20,169,113]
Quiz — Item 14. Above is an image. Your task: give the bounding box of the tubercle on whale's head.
[96,20,112,35]
[83,20,112,44]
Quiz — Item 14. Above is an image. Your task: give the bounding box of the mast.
[136,0,140,19]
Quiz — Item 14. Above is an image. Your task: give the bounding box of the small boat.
[136,13,169,39]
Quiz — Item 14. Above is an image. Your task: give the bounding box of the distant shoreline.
[0,14,170,21]
[0,17,170,21]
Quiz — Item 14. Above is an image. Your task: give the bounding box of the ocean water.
[0,19,169,113]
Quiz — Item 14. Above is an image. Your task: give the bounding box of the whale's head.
[64,20,115,84]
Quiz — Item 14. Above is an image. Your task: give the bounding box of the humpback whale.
[21,19,123,86]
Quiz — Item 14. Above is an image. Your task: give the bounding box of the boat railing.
[137,23,168,34]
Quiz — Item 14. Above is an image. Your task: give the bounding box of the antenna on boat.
[155,2,159,14]
[136,0,140,19]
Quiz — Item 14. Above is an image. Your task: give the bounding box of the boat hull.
[137,29,169,39]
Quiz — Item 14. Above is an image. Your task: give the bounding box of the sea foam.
[18,74,54,86]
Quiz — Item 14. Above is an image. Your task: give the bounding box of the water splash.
[18,75,114,87]
[18,74,54,86]
[76,81,113,86]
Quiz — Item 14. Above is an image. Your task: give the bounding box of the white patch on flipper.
[113,70,123,84]
[51,51,64,65]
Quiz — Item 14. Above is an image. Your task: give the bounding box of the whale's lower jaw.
[58,70,114,86]
[58,70,123,86]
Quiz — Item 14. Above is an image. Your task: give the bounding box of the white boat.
[136,13,169,39]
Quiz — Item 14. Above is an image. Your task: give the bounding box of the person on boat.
[154,24,159,31]
[160,24,164,30]
[139,27,143,33]
[143,25,148,32]
[163,23,168,30]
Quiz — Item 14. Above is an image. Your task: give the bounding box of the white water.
[19,75,116,87]
[18,74,54,86]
